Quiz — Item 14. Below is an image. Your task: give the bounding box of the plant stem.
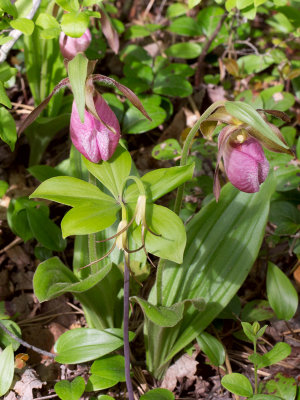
[88,173,98,274]
[124,255,134,400]
[173,100,225,215]
[254,340,258,394]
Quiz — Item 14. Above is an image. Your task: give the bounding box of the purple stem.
[124,256,134,400]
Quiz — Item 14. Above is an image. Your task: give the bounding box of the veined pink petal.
[59,28,92,60]
[222,137,269,193]
[70,93,121,163]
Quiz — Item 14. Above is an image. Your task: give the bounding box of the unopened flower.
[59,28,92,60]
[219,128,269,193]
[70,92,121,163]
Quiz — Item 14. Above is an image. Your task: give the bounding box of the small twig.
[0,321,55,359]
[124,256,134,400]
[0,0,42,63]
[0,237,23,254]
[195,13,228,87]
[142,0,155,20]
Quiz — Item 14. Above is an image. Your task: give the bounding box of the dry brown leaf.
[13,368,44,400]
[7,246,31,269]
[161,353,198,391]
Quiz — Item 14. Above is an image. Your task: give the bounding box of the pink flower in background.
[70,92,121,163]
[218,129,269,193]
[59,28,92,60]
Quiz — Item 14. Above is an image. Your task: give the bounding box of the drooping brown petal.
[18,78,70,136]
[85,76,117,134]
[257,109,291,123]
[100,8,119,54]
[92,74,151,121]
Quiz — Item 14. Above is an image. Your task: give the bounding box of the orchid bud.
[220,132,269,193]
[59,28,92,60]
[135,195,146,226]
[70,92,121,163]
[116,220,128,251]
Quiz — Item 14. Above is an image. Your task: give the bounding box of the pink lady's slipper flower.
[199,102,292,201]
[70,92,121,163]
[218,128,269,193]
[59,28,92,60]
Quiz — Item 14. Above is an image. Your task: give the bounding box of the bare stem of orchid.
[123,255,134,400]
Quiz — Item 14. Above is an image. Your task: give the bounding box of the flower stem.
[88,173,98,274]
[156,258,165,305]
[124,255,134,400]
[254,340,258,395]
[173,100,225,215]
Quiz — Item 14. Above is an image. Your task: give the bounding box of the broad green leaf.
[188,0,202,8]
[146,176,276,378]
[0,320,21,351]
[153,73,193,97]
[0,62,17,82]
[0,0,17,17]
[168,16,201,36]
[256,342,291,368]
[27,207,66,251]
[30,176,114,206]
[122,102,167,134]
[90,355,125,381]
[225,101,291,153]
[259,373,297,400]
[33,257,112,301]
[55,0,79,12]
[0,180,8,198]
[0,345,14,396]
[86,375,118,391]
[61,12,89,38]
[0,107,17,151]
[0,82,11,108]
[267,262,298,320]
[54,328,134,363]
[120,44,152,66]
[221,373,253,397]
[241,300,274,322]
[241,321,256,342]
[28,165,65,182]
[54,377,85,400]
[133,204,187,264]
[237,0,253,9]
[0,36,13,45]
[152,139,182,161]
[237,54,274,74]
[83,145,131,199]
[61,200,119,237]
[166,3,188,18]
[124,24,161,39]
[10,18,34,35]
[165,43,202,59]
[68,53,88,122]
[196,332,225,366]
[123,61,153,85]
[140,389,175,400]
[35,13,60,38]
[197,6,225,36]
[270,200,300,235]
[125,164,194,203]
[131,297,185,327]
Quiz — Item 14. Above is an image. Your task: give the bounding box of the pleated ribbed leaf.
[146,174,276,378]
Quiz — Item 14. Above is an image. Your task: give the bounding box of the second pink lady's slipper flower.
[199,102,293,200]
[59,28,92,60]
[70,92,121,163]
[218,128,269,194]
